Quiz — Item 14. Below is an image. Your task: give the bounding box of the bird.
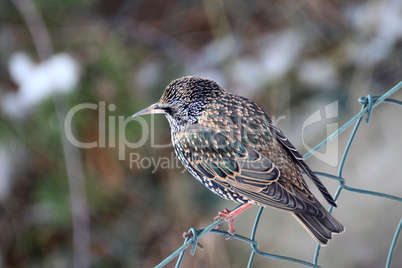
[133,75,345,246]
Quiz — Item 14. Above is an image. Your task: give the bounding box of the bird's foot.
[214,208,236,239]
[213,203,254,239]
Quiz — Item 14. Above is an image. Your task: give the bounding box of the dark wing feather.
[177,127,324,216]
[268,124,337,207]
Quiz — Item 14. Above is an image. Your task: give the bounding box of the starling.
[133,76,344,245]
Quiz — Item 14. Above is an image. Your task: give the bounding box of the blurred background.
[1,0,402,267]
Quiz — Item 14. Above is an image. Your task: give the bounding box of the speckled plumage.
[133,76,344,245]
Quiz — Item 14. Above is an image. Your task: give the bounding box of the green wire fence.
[156,81,402,268]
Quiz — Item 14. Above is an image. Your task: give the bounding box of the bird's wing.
[268,123,337,207]
[176,127,324,216]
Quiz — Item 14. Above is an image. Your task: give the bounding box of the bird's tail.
[291,208,345,246]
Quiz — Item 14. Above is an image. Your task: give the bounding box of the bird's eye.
[163,107,173,114]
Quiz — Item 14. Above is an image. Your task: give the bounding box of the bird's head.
[133,76,224,130]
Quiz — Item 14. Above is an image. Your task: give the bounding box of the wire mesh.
[156,81,402,268]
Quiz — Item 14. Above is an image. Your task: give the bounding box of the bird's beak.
[132,103,165,117]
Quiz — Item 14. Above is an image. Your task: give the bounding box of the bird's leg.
[214,202,254,237]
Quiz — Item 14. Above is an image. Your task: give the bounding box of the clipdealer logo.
[302,101,339,167]
[64,101,339,170]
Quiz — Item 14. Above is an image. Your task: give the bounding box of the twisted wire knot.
[183,227,199,256]
[358,94,374,123]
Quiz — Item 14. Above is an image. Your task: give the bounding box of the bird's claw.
[214,208,236,238]
[225,233,235,240]
[214,208,230,221]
